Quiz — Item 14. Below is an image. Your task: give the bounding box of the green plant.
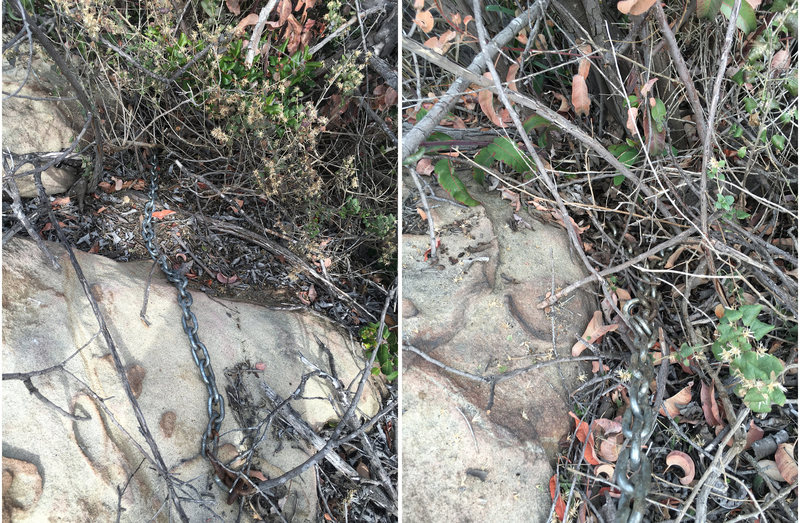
[679,304,785,413]
[360,322,398,381]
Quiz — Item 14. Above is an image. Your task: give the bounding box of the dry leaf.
[571,75,590,116]
[500,188,521,211]
[416,158,435,175]
[417,207,428,220]
[757,460,784,482]
[234,13,260,35]
[414,10,434,32]
[413,0,425,9]
[507,62,520,92]
[151,209,176,219]
[217,272,239,284]
[775,443,797,484]
[700,380,724,426]
[572,311,619,356]
[640,78,658,96]
[577,43,592,79]
[278,0,292,25]
[666,451,696,485]
[771,49,791,73]
[226,0,241,15]
[478,73,506,127]
[659,381,693,418]
[551,92,570,112]
[617,0,658,15]
[308,284,317,302]
[384,87,398,107]
[626,106,639,134]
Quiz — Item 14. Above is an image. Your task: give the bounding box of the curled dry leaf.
[500,188,521,211]
[413,0,424,9]
[551,91,570,112]
[640,78,658,96]
[700,380,725,426]
[151,209,176,220]
[745,421,765,450]
[234,13,260,35]
[217,272,239,284]
[307,284,317,302]
[659,381,693,418]
[569,411,590,443]
[414,9,435,32]
[775,443,797,484]
[572,310,619,356]
[595,463,615,479]
[617,0,658,16]
[666,451,696,485]
[549,475,567,521]
[416,207,428,220]
[507,62,520,92]
[626,106,639,134]
[571,75,591,116]
[477,73,506,127]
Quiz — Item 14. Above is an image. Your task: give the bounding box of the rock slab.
[402,174,594,521]
[2,237,380,521]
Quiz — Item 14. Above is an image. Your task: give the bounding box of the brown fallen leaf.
[700,380,725,426]
[577,43,592,79]
[151,209,176,219]
[666,450,696,485]
[226,0,241,15]
[625,106,639,134]
[414,9,434,32]
[416,207,428,220]
[617,0,658,16]
[416,157,434,175]
[659,381,693,418]
[500,188,521,212]
[234,13,260,35]
[775,443,797,484]
[477,73,506,127]
[572,311,619,356]
[571,74,590,116]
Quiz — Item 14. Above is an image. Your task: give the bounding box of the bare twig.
[407,166,438,259]
[243,0,280,68]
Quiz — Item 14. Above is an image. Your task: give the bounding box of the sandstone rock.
[2,237,380,521]
[2,43,86,197]
[402,173,595,520]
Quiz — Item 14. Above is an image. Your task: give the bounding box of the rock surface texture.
[2,49,85,197]
[402,174,594,521]
[2,238,380,521]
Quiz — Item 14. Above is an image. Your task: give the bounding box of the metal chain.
[615,295,658,523]
[141,155,225,459]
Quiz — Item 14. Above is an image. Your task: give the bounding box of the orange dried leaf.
[617,0,658,16]
[775,443,797,484]
[414,10,434,32]
[572,311,619,356]
[507,62,520,92]
[571,75,590,116]
[151,209,176,219]
[666,451,696,485]
[626,106,639,134]
[234,13,260,35]
[659,381,693,418]
[417,207,428,221]
[478,74,505,127]
[416,158,434,175]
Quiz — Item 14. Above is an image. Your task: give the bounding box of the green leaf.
[744,97,758,113]
[771,134,786,151]
[731,68,746,85]
[720,0,758,34]
[740,304,762,325]
[489,137,533,174]
[750,319,775,340]
[697,0,724,18]
[613,174,625,186]
[486,4,516,16]
[435,159,480,207]
[523,114,551,133]
[404,147,427,166]
[650,98,667,132]
[744,388,773,413]
[737,146,747,158]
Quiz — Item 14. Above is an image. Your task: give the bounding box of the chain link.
[141,155,225,459]
[615,295,658,523]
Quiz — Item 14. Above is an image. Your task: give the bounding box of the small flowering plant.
[682,304,784,413]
